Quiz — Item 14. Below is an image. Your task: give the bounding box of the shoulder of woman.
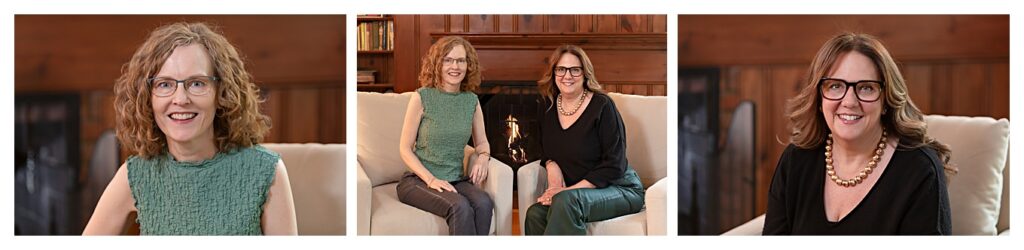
[248,145,283,165]
[775,143,818,173]
[897,146,944,178]
[591,92,617,113]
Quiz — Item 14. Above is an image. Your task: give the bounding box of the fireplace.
[478,81,543,171]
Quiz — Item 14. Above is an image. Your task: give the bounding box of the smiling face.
[554,52,585,97]
[821,51,884,144]
[441,45,468,89]
[151,44,218,148]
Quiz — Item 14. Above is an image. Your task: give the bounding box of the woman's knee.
[526,203,548,221]
[550,189,584,208]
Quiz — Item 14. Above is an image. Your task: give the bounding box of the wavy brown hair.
[418,36,481,92]
[537,45,605,107]
[114,22,270,158]
[785,33,955,178]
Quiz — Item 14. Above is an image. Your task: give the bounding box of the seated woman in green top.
[83,22,298,235]
[396,36,493,235]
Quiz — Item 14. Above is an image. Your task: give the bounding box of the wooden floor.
[512,191,520,235]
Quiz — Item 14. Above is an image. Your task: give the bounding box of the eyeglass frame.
[441,57,468,66]
[553,66,584,77]
[147,76,219,97]
[818,77,885,102]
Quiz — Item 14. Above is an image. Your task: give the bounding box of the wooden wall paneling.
[951,63,990,117]
[901,63,934,115]
[473,50,665,84]
[498,15,516,33]
[317,86,345,143]
[619,15,648,33]
[930,64,954,115]
[578,15,596,33]
[991,62,1009,119]
[596,15,619,33]
[447,15,463,32]
[678,15,1009,66]
[547,15,575,33]
[262,88,285,143]
[652,85,667,96]
[652,15,667,33]
[283,88,320,143]
[468,15,494,33]
[394,15,421,93]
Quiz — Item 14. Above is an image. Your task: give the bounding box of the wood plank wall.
[370,15,667,95]
[679,15,1010,216]
[15,15,346,174]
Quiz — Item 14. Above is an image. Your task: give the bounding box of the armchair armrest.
[516,161,546,234]
[645,177,667,235]
[482,157,513,235]
[356,160,372,235]
[722,214,765,235]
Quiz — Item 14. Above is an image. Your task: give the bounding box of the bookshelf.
[357,15,395,92]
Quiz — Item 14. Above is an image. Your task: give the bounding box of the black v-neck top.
[537,93,628,188]
[763,144,952,235]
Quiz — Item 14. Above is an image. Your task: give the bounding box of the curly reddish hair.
[114,22,270,158]
[418,36,482,92]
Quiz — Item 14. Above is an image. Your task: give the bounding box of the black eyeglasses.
[554,66,583,77]
[819,77,884,102]
[148,76,219,97]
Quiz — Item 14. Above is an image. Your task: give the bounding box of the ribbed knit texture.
[127,145,279,235]
[414,87,477,182]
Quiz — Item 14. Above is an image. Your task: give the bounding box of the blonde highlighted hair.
[418,36,482,92]
[113,22,270,158]
[785,33,955,177]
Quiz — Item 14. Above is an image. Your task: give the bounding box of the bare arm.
[82,163,135,235]
[469,102,491,185]
[261,159,298,235]
[399,92,455,192]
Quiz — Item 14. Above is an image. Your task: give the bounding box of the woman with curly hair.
[83,22,297,235]
[763,33,954,235]
[396,36,493,235]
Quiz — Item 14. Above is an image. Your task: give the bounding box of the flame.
[505,114,527,163]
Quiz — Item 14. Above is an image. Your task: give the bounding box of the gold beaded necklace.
[557,90,589,116]
[825,129,887,187]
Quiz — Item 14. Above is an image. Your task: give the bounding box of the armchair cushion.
[924,115,1009,235]
[261,143,346,235]
[357,91,414,186]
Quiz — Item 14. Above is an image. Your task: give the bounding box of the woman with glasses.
[396,36,493,235]
[523,45,644,235]
[764,33,954,235]
[83,22,297,235]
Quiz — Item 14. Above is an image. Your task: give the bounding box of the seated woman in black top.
[523,45,644,235]
[764,33,955,235]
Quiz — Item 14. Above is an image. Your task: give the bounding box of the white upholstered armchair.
[356,91,514,235]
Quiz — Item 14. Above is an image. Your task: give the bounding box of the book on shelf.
[357,69,377,84]
[358,19,394,51]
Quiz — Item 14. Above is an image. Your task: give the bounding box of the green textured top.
[127,145,279,235]
[414,87,478,182]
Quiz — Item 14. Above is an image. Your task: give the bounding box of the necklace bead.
[557,90,589,116]
[824,129,887,187]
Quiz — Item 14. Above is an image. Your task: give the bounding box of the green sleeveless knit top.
[127,145,279,235]
[415,87,478,182]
